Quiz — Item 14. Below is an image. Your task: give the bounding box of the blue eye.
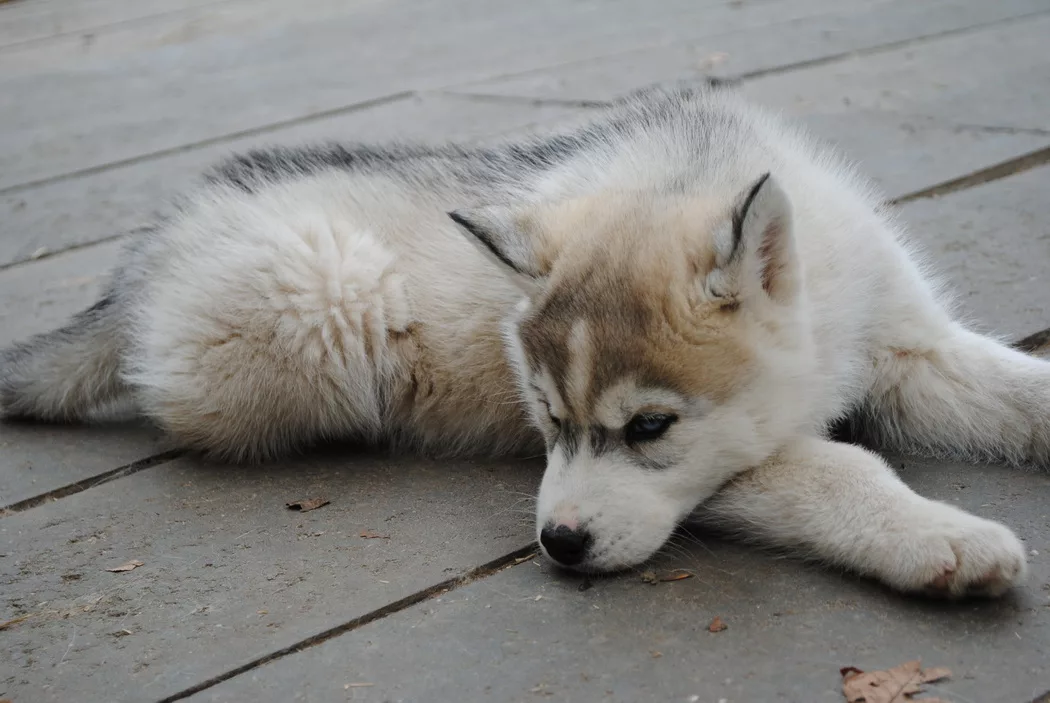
[625,413,677,443]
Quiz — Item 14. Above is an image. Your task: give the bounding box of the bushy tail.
[0,295,129,422]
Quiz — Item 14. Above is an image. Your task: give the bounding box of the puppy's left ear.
[709,173,800,306]
[449,205,548,296]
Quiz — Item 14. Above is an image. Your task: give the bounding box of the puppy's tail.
[0,294,129,422]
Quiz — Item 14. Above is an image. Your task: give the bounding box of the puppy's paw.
[878,503,1026,598]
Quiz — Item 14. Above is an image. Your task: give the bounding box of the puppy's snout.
[540,522,592,566]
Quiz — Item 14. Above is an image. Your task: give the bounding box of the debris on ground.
[0,614,31,630]
[641,569,694,585]
[359,530,390,539]
[707,616,728,633]
[343,683,374,689]
[105,559,144,573]
[285,497,329,512]
[578,578,594,592]
[513,552,537,565]
[840,660,952,703]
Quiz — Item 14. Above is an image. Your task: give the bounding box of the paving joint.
[0,448,183,516]
[735,7,1050,82]
[890,145,1050,204]
[0,91,415,199]
[0,0,244,55]
[154,544,539,703]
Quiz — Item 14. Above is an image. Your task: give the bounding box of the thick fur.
[2,83,1044,597]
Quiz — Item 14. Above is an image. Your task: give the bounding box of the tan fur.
[519,193,753,416]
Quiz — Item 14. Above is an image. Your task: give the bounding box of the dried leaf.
[105,559,144,573]
[359,530,389,539]
[658,570,693,582]
[0,614,31,630]
[641,569,694,585]
[286,497,329,512]
[841,660,952,703]
[707,616,728,633]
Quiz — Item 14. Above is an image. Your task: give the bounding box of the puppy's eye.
[625,413,677,443]
[541,402,561,429]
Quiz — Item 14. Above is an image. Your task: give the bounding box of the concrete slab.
[786,111,1045,201]
[189,456,1050,703]
[0,452,542,702]
[0,239,123,346]
[0,0,848,191]
[0,0,229,49]
[741,13,1050,133]
[0,423,169,511]
[0,93,589,268]
[453,3,1050,202]
[0,240,171,508]
[0,0,385,75]
[895,166,1050,340]
[451,0,1049,103]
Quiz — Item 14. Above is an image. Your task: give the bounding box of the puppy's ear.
[449,205,548,295]
[706,173,800,306]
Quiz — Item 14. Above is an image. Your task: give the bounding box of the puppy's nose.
[540,523,592,566]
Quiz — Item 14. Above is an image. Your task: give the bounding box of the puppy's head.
[450,174,817,571]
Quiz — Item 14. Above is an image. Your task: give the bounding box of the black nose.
[540,523,592,566]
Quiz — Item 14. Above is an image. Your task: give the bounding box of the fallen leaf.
[0,614,31,630]
[841,660,952,703]
[286,497,329,512]
[651,650,663,658]
[105,559,144,573]
[111,629,133,638]
[359,530,389,539]
[708,616,728,633]
[641,569,694,585]
[658,570,693,582]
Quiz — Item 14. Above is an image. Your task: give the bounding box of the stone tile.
[0,423,169,510]
[788,110,1044,201]
[741,12,1050,132]
[0,240,170,507]
[0,452,542,702]
[190,455,1050,703]
[0,93,589,267]
[895,165,1050,340]
[453,0,1049,103]
[0,0,844,191]
[0,0,227,49]
[0,239,123,346]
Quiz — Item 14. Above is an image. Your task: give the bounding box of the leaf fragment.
[286,498,329,512]
[841,660,952,703]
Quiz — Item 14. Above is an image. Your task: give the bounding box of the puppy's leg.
[698,437,1027,597]
[865,324,1050,466]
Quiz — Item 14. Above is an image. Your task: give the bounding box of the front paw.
[876,503,1027,598]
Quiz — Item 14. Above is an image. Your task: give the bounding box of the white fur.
[2,84,1042,597]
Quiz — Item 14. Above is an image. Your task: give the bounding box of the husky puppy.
[2,83,1043,597]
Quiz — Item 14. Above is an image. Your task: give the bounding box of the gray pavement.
[1,1,1049,702]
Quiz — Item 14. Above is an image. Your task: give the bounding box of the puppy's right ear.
[449,205,549,295]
